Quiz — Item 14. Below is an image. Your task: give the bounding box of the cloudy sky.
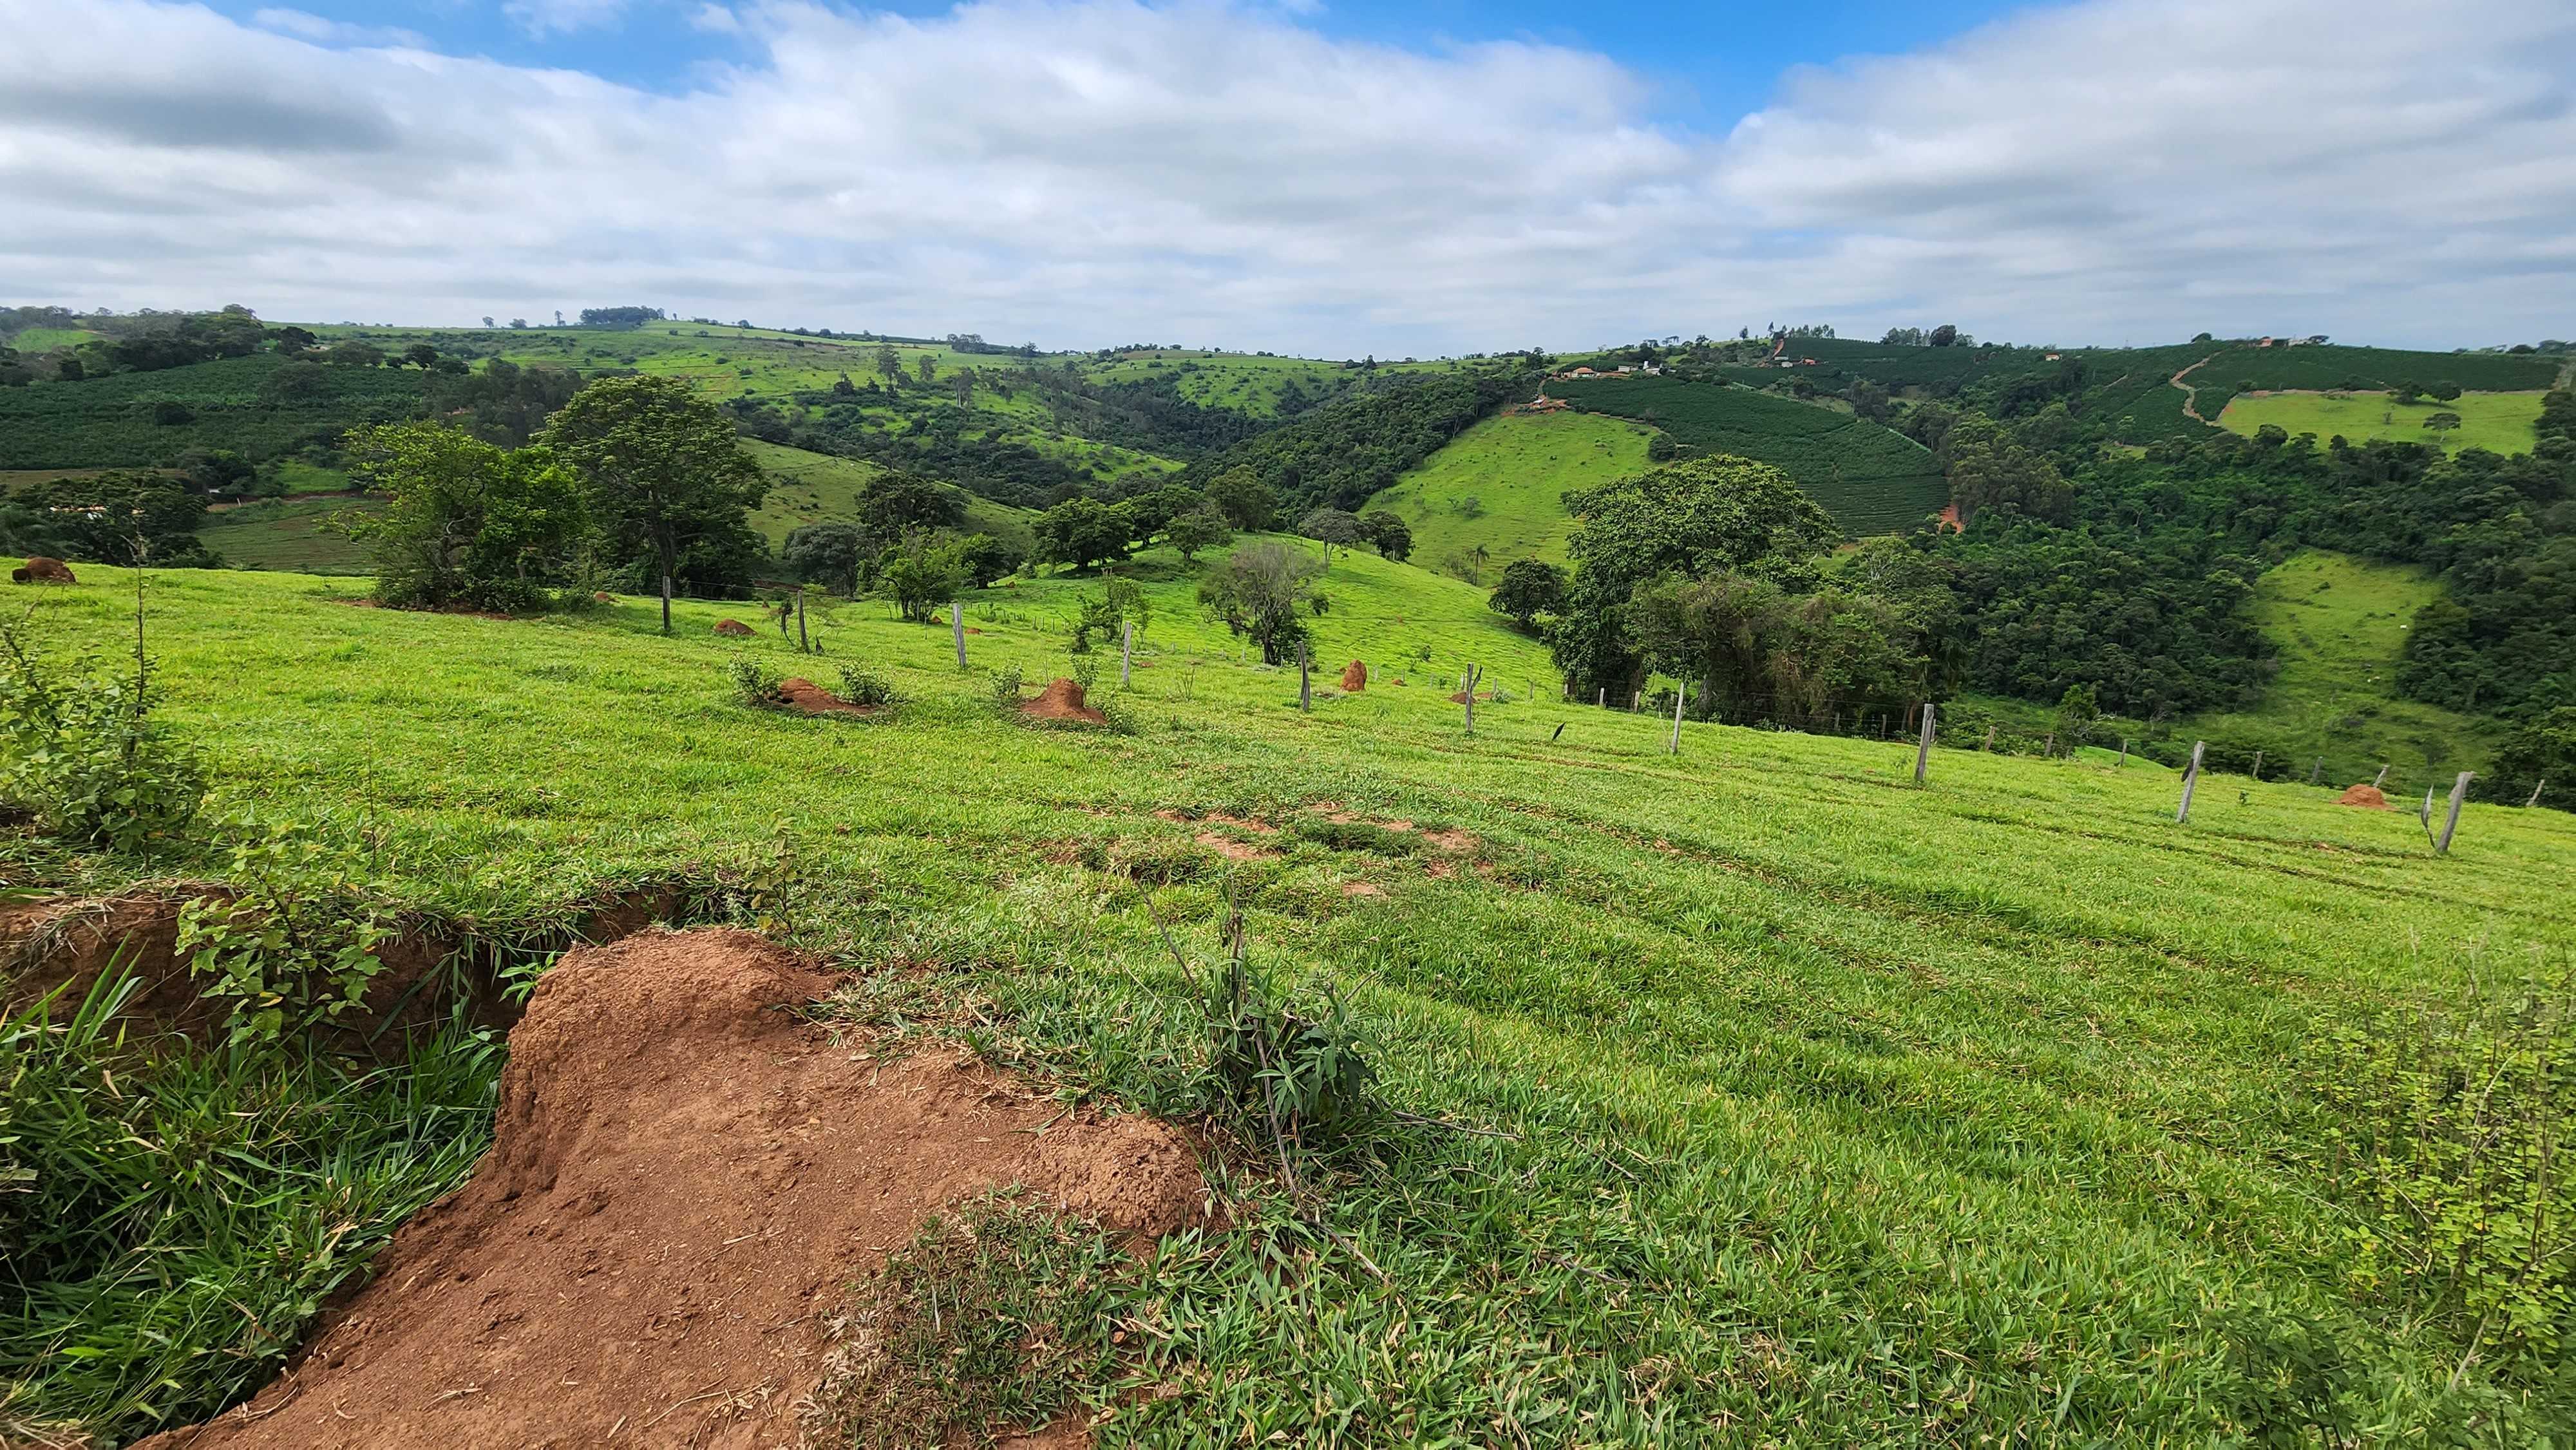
[5,0,2573,355]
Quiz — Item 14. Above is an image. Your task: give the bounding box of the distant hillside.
[0,352,429,469]
[2219,390,2547,455]
[739,440,1037,552]
[1551,377,1947,535]
[1362,411,1654,578]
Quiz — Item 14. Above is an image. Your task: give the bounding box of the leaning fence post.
[1298,641,1311,713]
[951,601,967,670]
[2117,738,2128,768]
[1668,683,1685,754]
[1121,621,1133,690]
[2250,749,2264,782]
[2309,757,2324,785]
[2438,771,2472,855]
[2374,764,2391,789]
[1463,664,1479,733]
[1915,702,1935,784]
[2176,740,2206,822]
[2532,778,2549,809]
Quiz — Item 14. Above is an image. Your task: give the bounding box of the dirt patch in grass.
[1021,678,1108,725]
[777,677,880,717]
[1195,831,1276,862]
[133,928,1208,1450]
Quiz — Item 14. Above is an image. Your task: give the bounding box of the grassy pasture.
[739,440,1038,552]
[2181,550,2499,789]
[1553,377,1947,534]
[8,544,2575,1444]
[2219,390,2546,455]
[1361,410,1654,574]
[6,327,105,352]
[196,496,379,574]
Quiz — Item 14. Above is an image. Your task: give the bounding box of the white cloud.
[503,0,638,38]
[248,8,429,48]
[1,0,2570,352]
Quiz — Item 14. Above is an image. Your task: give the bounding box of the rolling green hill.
[0,353,430,469]
[2181,551,2499,791]
[196,496,379,574]
[740,440,1038,553]
[1360,411,1654,577]
[1551,377,1947,534]
[9,554,2573,1444]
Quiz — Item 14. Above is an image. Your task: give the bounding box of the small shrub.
[176,816,396,1046]
[1202,942,1378,1152]
[2292,954,2576,1377]
[1068,654,1099,695]
[1293,818,1418,856]
[0,617,203,852]
[990,664,1024,706]
[728,656,781,706]
[836,664,898,708]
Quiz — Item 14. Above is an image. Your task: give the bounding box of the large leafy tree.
[1297,507,1367,570]
[1551,454,1839,701]
[1487,559,1566,633]
[537,375,765,632]
[1199,541,1323,664]
[346,421,589,614]
[1035,497,1135,573]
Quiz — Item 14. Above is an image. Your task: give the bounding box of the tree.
[916,353,937,384]
[483,315,496,328]
[346,422,589,614]
[2424,411,2463,433]
[2050,683,2101,755]
[878,534,967,623]
[958,532,1026,587]
[509,318,529,329]
[12,471,212,567]
[1166,504,1234,565]
[1488,559,1566,633]
[1297,507,1366,569]
[1929,325,1959,348]
[401,343,439,370]
[323,341,384,368]
[784,522,871,596]
[2429,381,2463,402]
[1205,466,1275,531]
[578,306,665,329]
[1551,455,1840,701]
[1944,420,2074,525]
[1199,541,1323,664]
[857,471,965,540]
[1360,509,1412,562]
[875,344,901,379]
[272,325,317,355]
[1035,496,1135,572]
[175,448,256,499]
[2483,708,2575,809]
[537,375,766,632]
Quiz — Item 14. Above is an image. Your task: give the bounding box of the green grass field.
[1361,410,1654,577]
[739,440,1038,552]
[9,542,2575,1444]
[2219,390,2547,455]
[2181,550,2500,791]
[6,327,106,352]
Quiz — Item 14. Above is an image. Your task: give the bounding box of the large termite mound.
[1022,677,1108,724]
[2336,783,2391,809]
[11,555,76,584]
[136,928,1207,1450]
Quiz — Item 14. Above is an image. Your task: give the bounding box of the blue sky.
[194,1,2040,119]
[7,1,2573,352]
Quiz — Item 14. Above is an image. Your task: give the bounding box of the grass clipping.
[802,1192,1129,1449]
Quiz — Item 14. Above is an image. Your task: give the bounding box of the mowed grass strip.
[9,549,2574,1443]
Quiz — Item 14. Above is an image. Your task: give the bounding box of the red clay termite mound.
[1022,677,1108,724]
[2336,783,2391,809]
[713,618,754,637]
[11,556,75,584]
[775,676,873,716]
[1340,660,1367,692]
[135,928,1208,1450]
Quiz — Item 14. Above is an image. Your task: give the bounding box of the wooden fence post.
[795,587,810,653]
[1668,683,1685,754]
[1983,725,1995,752]
[2421,785,2436,825]
[1298,641,1311,713]
[2530,778,2547,809]
[1596,687,1606,708]
[2374,764,2391,789]
[2309,757,2324,785]
[2117,739,2128,768]
[2438,771,2472,855]
[2250,749,2264,781]
[1121,621,1133,690]
[1464,664,1479,733]
[2176,740,2206,823]
[1915,702,1935,784]
[951,601,967,670]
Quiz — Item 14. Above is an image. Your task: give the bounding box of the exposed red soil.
[2336,783,2392,809]
[1340,660,1367,692]
[133,929,1208,1450]
[1152,809,1278,835]
[1445,690,1498,704]
[1340,882,1386,898]
[773,677,877,717]
[10,555,75,583]
[1021,678,1108,724]
[1303,807,1479,856]
[1194,831,1276,862]
[714,619,755,637]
